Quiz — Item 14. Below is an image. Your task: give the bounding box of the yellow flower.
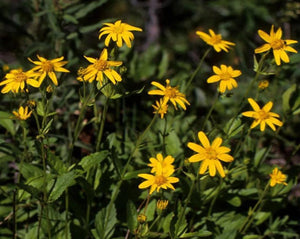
[269,167,288,187]
[99,20,142,48]
[76,67,87,82]
[196,29,235,52]
[207,65,241,93]
[138,164,179,195]
[12,106,32,120]
[242,98,283,131]
[255,25,298,65]
[0,68,40,94]
[148,153,175,174]
[2,64,10,72]
[152,99,168,119]
[258,80,269,90]
[28,55,69,86]
[157,199,169,211]
[83,48,122,85]
[187,131,233,178]
[137,214,147,224]
[148,79,190,110]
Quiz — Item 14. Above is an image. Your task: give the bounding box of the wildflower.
[187,131,233,178]
[99,20,142,48]
[269,167,288,187]
[157,199,169,211]
[242,98,283,131]
[12,106,32,120]
[0,68,40,94]
[2,64,10,72]
[82,48,122,85]
[46,85,53,93]
[148,79,190,110]
[148,153,175,174]
[137,214,147,224]
[76,67,87,82]
[255,25,298,65]
[196,29,235,52]
[207,65,241,93]
[28,55,69,86]
[152,99,168,119]
[258,80,269,90]
[26,100,36,108]
[138,164,179,195]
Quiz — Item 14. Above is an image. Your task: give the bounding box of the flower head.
[207,65,241,93]
[148,153,175,174]
[242,98,283,131]
[148,79,190,110]
[196,29,235,52]
[157,199,169,211]
[187,131,233,178]
[82,48,122,85]
[99,20,142,48]
[152,99,168,119]
[12,106,32,120]
[269,167,288,187]
[138,159,179,195]
[0,68,40,94]
[255,25,298,65]
[258,80,269,90]
[28,55,69,86]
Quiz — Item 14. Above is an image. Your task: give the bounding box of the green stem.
[185,48,211,92]
[148,214,161,232]
[207,178,223,217]
[201,93,219,130]
[103,114,158,233]
[239,183,270,234]
[174,173,200,238]
[96,97,109,151]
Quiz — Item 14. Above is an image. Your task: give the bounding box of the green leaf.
[75,1,108,19]
[226,196,241,207]
[0,111,15,135]
[123,169,149,180]
[238,188,258,196]
[254,212,271,225]
[243,235,260,239]
[162,212,174,233]
[37,101,45,116]
[126,200,138,232]
[63,14,78,24]
[224,117,243,138]
[158,50,169,79]
[48,171,78,202]
[175,202,187,236]
[20,163,44,179]
[94,204,117,239]
[145,199,156,222]
[282,84,296,113]
[254,147,269,167]
[79,151,109,172]
[180,231,212,238]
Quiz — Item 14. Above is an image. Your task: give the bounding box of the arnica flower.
[269,167,288,187]
[152,99,168,119]
[187,131,234,178]
[148,153,175,174]
[255,25,298,65]
[258,80,269,90]
[12,106,32,120]
[196,29,235,52]
[157,199,169,211]
[207,65,241,93]
[137,214,147,224]
[242,98,283,131]
[99,20,142,48]
[82,48,122,85]
[0,69,40,94]
[148,79,190,110]
[138,163,179,195]
[28,55,69,86]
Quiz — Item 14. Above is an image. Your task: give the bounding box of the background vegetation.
[0,0,300,238]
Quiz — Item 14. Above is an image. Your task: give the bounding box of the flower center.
[258,110,269,120]
[211,34,222,44]
[206,147,217,160]
[155,175,167,186]
[14,72,27,82]
[41,61,54,72]
[220,72,231,81]
[94,60,108,71]
[165,86,178,98]
[271,39,285,50]
[113,25,124,34]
